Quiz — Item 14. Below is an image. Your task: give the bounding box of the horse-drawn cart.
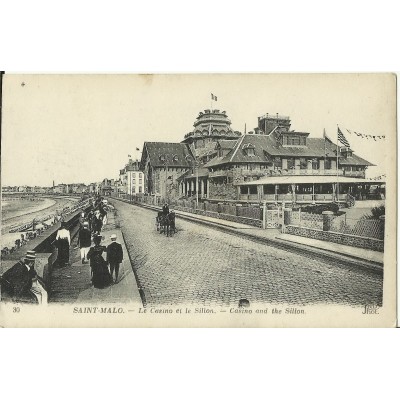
[156,211,177,237]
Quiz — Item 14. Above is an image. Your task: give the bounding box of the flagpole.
[336,125,339,202]
[323,128,326,169]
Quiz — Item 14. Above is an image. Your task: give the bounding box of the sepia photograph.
[0,73,396,327]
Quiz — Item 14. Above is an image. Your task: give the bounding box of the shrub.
[301,203,339,215]
[363,205,385,220]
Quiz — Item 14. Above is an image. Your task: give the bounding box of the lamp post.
[130,172,133,203]
[195,161,199,207]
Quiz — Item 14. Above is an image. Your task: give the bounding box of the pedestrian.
[79,210,86,229]
[0,250,47,304]
[55,221,71,267]
[87,235,112,289]
[93,210,103,235]
[99,202,108,226]
[87,209,94,231]
[106,234,123,283]
[77,222,92,264]
[162,202,169,216]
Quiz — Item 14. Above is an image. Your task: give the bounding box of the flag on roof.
[211,93,217,101]
[337,126,350,147]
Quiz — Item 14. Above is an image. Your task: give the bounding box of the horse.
[165,212,177,237]
[156,211,163,232]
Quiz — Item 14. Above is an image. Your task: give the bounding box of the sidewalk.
[49,211,142,305]
[117,199,383,270]
[276,234,383,265]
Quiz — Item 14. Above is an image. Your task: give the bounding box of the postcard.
[0,73,396,327]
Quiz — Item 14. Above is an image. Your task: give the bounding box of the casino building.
[141,109,377,205]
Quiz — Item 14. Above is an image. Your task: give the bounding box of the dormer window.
[242,143,256,157]
[282,132,309,146]
[340,147,353,158]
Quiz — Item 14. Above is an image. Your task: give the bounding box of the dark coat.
[1,261,37,303]
[78,228,92,248]
[87,245,112,289]
[106,242,123,264]
[162,205,169,216]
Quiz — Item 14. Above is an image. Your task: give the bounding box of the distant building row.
[3,182,102,195]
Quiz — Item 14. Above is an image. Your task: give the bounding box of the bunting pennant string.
[367,174,386,181]
[342,127,386,141]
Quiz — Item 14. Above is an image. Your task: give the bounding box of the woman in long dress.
[55,222,71,267]
[87,235,112,289]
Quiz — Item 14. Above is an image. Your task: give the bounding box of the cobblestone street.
[114,200,383,308]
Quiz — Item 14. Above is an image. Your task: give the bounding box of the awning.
[239,175,386,186]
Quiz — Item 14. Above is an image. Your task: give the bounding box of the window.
[132,187,136,193]
[325,159,331,169]
[243,144,256,156]
[284,135,306,146]
[139,187,142,193]
[249,186,257,195]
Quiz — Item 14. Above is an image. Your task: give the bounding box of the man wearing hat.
[162,203,169,216]
[77,221,92,264]
[0,251,47,304]
[106,234,123,283]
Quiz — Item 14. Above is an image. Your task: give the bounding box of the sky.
[1,74,395,187]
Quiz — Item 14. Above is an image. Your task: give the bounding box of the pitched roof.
[217,139,238,150]
[203,155,227,168]
[143,142,194,168]
[203,134,373,168]
[178,166,209,180]
[339,153,375,166]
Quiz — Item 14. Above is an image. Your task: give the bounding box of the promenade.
[49,210,142,305]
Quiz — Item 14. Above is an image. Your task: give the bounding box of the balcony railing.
[268,169,340,176]
[343,171,366,178]
[209,168,366,180]
[209,170,232,178]
[239,192,350,203]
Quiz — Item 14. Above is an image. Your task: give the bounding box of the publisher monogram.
[362,304,379,314]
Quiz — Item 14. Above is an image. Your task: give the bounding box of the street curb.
[111,198,383,275]
[111,207,146,307]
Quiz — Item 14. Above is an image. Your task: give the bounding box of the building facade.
[140,142,194,201]
[118,159,145,198]
[140,109,374,205]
